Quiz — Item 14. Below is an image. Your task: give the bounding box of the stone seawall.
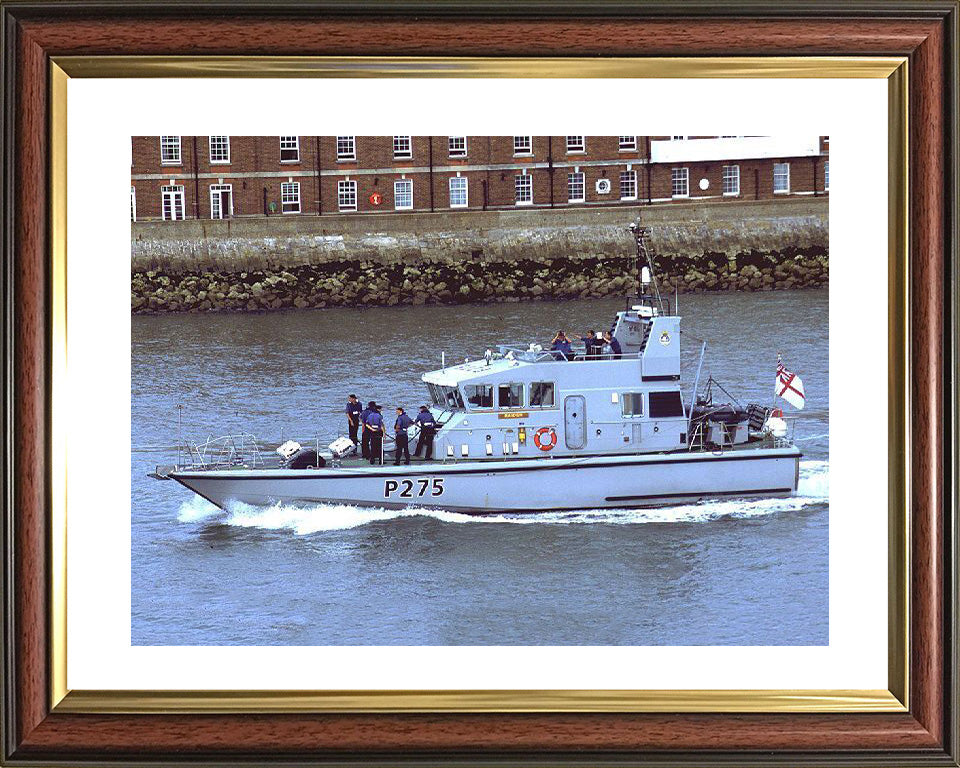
[131,199,827,313]
[132,250,827,314]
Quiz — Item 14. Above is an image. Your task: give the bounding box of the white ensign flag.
[775,355,805,410]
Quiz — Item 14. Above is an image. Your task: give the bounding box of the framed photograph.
[2,2,957,766]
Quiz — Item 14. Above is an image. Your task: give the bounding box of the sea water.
[131,289,828,645]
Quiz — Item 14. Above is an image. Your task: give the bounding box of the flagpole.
[687,341,707,438]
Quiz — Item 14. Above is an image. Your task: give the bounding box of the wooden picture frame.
[2,2,957,765]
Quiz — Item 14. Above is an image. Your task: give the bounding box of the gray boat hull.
[170,446,802,514]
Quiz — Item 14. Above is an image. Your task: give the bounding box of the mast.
[629,214,664,314]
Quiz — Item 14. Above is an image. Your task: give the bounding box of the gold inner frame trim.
[885,60,910,710]
[50,61,69,711]
[49,55,909,715]
[52,55,906,79]
[55,688,903,714]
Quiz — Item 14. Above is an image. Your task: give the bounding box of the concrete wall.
[131,197,828,275]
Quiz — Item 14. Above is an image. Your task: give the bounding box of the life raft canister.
[534,427,557,451]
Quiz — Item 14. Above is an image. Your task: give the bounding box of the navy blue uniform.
[345,400,363,444]
[359,406,374,458]
[551,339,573,361]
[582,336,603,359]
[394,412,414,465]
[414,410,436,459]
[364,409,384,464]
[609,336,623,359]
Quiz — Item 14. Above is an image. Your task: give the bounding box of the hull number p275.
[384,478,445,499]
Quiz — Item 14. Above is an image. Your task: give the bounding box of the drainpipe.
[754,168,760,200]
[428,136,435,212]
[192,136,200,219]
[547,136,555,207]
[645,136,652,205]
[812,156,819,197]
[485,135,492,211]
[262,187,268,216]
[315,135,322,215]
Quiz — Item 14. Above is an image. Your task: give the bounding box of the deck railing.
[180,433,267,470]
[687,415,798,452]
[496,342,638,363]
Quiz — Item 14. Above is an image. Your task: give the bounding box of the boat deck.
[339,451,442,467]
[152,435,795,480]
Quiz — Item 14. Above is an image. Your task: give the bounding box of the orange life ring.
[534,427,557,451]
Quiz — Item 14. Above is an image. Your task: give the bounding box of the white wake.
[176,459,829,535]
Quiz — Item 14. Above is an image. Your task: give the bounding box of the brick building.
[130,135,829,222]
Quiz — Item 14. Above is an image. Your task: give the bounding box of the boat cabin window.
[464,384,494,409]
[649,390,685,418]
[498,383,524,408]
[445,388,465,409]
[621,393,644,417]
[529,381,555,407]
[427,383,464,410]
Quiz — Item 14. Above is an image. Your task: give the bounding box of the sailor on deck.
[577,330,603,360]
[345,394,362,448]
[550,331,573,361]
[602,330,623,360]
[414,405,436,460]
[361,401,381,462]
[393,407,414,465]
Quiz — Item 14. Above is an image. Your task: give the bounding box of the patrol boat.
[154,220,803,514]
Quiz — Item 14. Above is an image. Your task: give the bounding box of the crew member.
[345,394,362,448]
[364,405,385,465]
[602,330,623,360]
[360,400,377,459]
[550,330,573,361]
[577,330,603,360]
[414,405,437,460]
[393,407,414,465]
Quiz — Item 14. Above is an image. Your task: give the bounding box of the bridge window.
[498,383,524,408]
[427,383,463,410]
[464,384,493,409]
[649,391,685,418]
[529,382,555,407]
[621,393,644,417]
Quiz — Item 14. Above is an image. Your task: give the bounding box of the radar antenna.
[628,215,664,314]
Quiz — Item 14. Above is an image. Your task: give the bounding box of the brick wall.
[131,136,829,221]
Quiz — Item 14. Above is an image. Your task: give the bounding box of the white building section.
[650,136,822,164]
